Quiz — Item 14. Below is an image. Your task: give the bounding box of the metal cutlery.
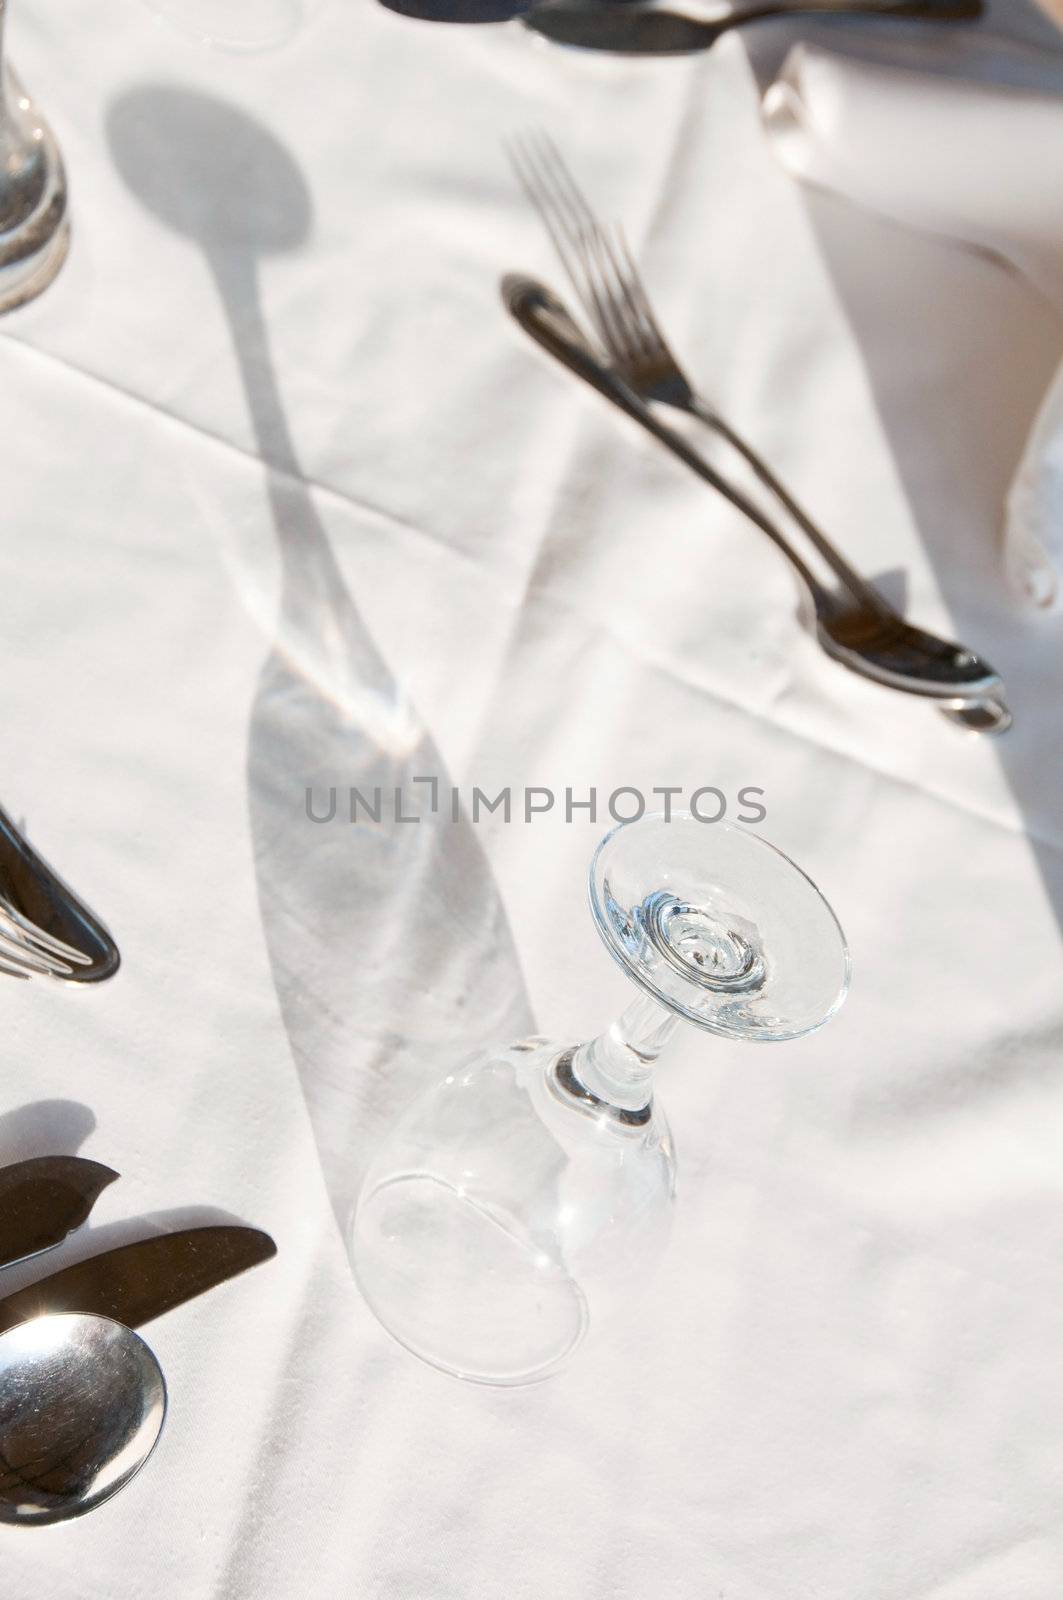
[0,1223,277,1334]
[0,801,119,982]
[0,1156,119,1270]
[507,135,1009,729]
[0,1312,166,1525]
[503,271,1010,729]
[523,0,983,54]
[0,1224,276,1523]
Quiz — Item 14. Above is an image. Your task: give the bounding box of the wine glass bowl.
[350,813,848,1384]
[352,1035,675,1385]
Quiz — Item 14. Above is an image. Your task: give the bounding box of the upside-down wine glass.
[350,812,849,1385]
[0,0,68,314]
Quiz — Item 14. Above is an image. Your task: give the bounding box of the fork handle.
[504,275,841,612]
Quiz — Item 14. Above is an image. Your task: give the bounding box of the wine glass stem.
[571,993,678,1114]
[0,6,9,120]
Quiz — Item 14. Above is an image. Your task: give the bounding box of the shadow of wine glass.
[106,87,533,1233]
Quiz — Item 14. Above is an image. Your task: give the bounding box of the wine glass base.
[0,214,68,315]
[589,814,849,1040]
[354,1172,588,1386]
[0,84,69,316]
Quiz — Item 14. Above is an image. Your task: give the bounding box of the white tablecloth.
[2,1,1063,1595]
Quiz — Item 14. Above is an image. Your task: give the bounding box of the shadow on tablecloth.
[0,1099,96,1162]
[106,87,533,1238]
[741,7,1063,945]
[805,194,1063,923]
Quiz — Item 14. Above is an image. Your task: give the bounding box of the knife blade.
[0,1225,277,1335]
[0,1156,119,1271]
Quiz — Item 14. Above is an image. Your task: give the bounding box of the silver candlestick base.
[0,40,69,314]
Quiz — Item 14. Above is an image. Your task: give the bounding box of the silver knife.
[0,1225,277,1335]
[0,1156,119,1271]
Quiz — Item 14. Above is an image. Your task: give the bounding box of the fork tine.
[0,933,75,979]
[0,893,92,965]
[518,138,630,372]
[510,132,627,358]
[510,132,667,371]
[614,227,672,354]
[0,902,83,979]
[531,133,613,269]
[0,926,64,978]
[507,133,596,327]
[598,221,659,361]
[532,138,666,357]
[527,134,642,360]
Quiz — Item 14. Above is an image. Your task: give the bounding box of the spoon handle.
[721,0,982,26]
[504,273,843,613]
[685,396,894,616]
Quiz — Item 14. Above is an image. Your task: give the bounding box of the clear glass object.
[349,813,850,1385]
[0,2,68,315]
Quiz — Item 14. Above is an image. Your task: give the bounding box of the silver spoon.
[503,274,1010,730]
[0,1313,166,1524]
[524,0,982,54]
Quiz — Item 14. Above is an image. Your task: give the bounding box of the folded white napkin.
[763,43,1063,609]
[1006,360,1063,607]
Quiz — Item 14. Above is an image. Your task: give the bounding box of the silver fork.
[0,803,119,982]
[0,896,92,980]
[511,131,896,608]
[508,132,1011,732]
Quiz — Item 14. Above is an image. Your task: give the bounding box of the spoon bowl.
[0,1313,166,1524]
[504,273,1012,730]
[815,606,1005,701]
